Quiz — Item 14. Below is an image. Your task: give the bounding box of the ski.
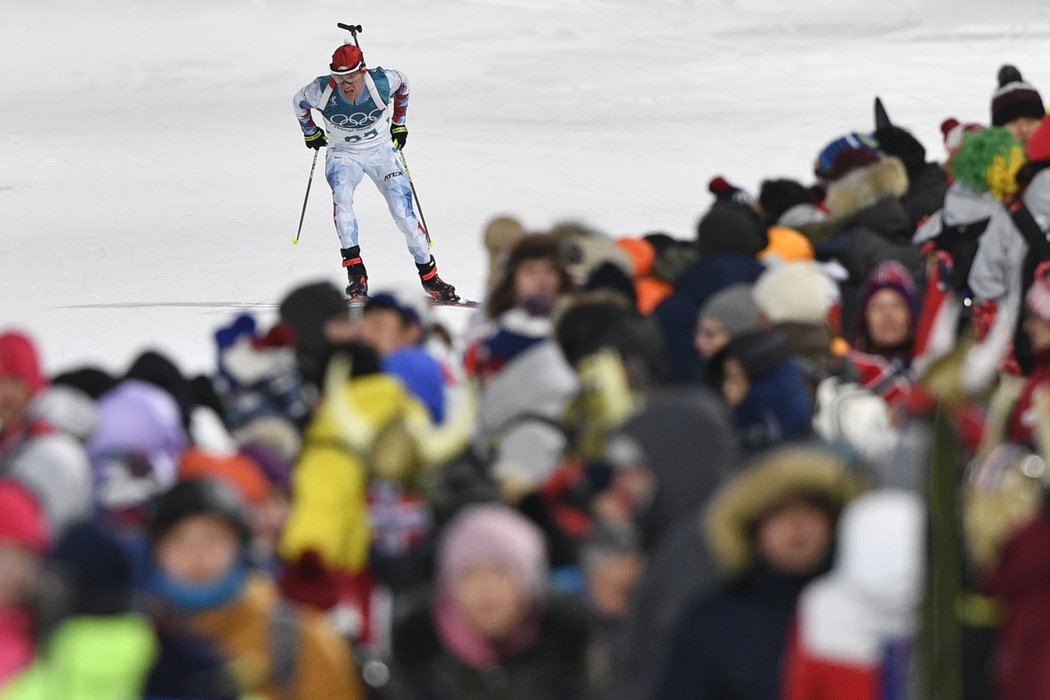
[430,298,481,309]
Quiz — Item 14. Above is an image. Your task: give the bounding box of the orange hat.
[179,448,270,505]
[615,237,656,277]
[758,226,815,264]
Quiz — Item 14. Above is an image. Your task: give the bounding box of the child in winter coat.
[145,478,365,700]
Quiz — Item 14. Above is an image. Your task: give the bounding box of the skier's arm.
[385,69,410,125]
[293,78,328,135]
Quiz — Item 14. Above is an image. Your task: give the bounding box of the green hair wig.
[951,127,1026,201]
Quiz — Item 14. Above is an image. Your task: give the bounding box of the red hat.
[1025,115,1050,163]
[940,117,983,155]
[828,147,881,181]
[330,44,365,75]
[0,479,50,553]
[0,331,47,396]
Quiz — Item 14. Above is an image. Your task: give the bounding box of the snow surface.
[3,0,1050,375]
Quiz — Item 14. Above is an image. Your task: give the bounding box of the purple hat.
[437,503,548,596]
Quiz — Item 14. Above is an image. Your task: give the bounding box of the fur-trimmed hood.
[824,157,910,222]
[704,445,866,574]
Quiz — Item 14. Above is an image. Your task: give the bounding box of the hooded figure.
[784,490,926,700]
[707,329,814,453]
[657,446,863,700]
[389,503,590,700]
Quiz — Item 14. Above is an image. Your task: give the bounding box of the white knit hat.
[752,261,834,325]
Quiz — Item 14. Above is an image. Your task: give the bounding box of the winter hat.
[51,366,117,400]
[583,261,638,306]
[148,478,252,549]
[51,521,134,615]
[759,226,816,264]
[828,147,882,182]
[88,379,189,503]
[694,202,768,258]
[0,330,47,396]
[699,284,761,337]
[382,347,446,423]
[0,479,49,553]
[857,260,920,327]
[758,179,819,225]
[237,441,293,492]
[365,285,432,330]
[615,237,657,277]
[330,43,365,74]
[752,261,834,325]
[940,118,983,156]
[950,127,1025,201]
[814,132,880,180]
[179,448,270,505]
[126,350,194,428]
[873,125,927,177]
[991,65,1044,127]
[278,280,350,356]
[483,215,527,288]
[705,445,862,574]
[1024,263,1050,323]
[708,176,752,206]
[437,503,548,596]
[27,384,98,443]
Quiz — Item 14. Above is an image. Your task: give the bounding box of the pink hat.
[0,331,47,396]
[0,479,50,553]
[437,504,548,596]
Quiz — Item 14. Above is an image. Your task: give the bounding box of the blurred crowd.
[3,64,1050,700]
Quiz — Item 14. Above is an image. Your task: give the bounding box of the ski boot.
[342,246,369,301]
[416,256,458,302]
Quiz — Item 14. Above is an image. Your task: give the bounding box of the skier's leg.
[326,150,367,250]
[364,147,431,265]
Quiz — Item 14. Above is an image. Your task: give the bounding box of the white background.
[2,0,1049,376]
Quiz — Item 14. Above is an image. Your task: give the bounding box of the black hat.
[758,179,819,226]
[992,64,1044,127]
[695,202,768,258]
[873,125,927,177]
[148,478,252,548]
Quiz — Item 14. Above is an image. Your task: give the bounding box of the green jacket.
[1,614,157,700]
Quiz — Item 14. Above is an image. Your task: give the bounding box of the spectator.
[0,331,91,536]
[389,503,590,699]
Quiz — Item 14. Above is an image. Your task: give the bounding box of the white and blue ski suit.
[293,68,429,263]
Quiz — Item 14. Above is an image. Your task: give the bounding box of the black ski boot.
[416,256,458,302]
[341,246,368,301]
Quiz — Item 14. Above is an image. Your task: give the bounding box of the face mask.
[150,559,248,612]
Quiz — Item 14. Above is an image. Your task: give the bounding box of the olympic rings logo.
[329,107,385,128]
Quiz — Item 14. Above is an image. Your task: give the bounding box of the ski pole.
[398,149,433,248]
[292,148,319,246]
[336,23,363,48]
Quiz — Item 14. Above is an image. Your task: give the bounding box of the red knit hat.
[1025,115,1050,163]
[0,331,47,396]
[330,44,365,74]
[0,479,50,553]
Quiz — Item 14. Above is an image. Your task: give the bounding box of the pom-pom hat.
[330,43,365,75]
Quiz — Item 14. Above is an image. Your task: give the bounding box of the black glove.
[304,129,327,150]
[390,124,408,150]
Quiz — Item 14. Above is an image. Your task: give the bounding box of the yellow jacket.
[279,374,426,572]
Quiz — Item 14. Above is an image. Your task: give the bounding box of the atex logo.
[383,170,404,181]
